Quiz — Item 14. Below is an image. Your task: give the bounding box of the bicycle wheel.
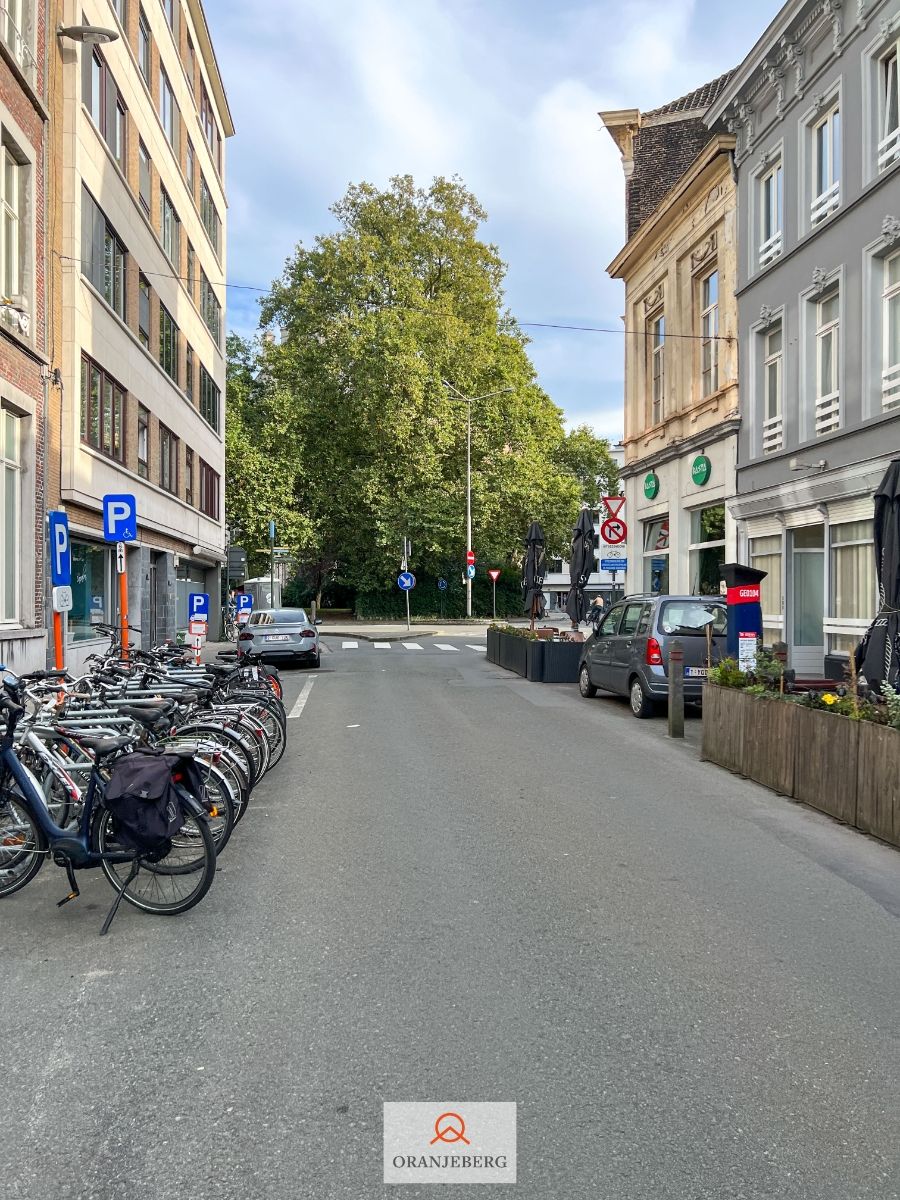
[0,789,46,898]
[92,806,216,915]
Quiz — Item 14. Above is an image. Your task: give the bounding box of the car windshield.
[659,600,727,636]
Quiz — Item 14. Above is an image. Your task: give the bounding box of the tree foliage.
[226,175,617,595]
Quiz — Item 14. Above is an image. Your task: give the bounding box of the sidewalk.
[316,620,495,642]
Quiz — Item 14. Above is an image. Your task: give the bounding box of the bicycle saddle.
[118,702,175,727]
[73,734,137,758]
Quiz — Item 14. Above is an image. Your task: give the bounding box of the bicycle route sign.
[437,578,448,591]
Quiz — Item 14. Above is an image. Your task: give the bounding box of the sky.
[206,0,782,442]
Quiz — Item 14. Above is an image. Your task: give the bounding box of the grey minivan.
[577,594,727,717]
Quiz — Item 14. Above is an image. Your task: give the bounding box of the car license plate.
[684,666,709,678]
[264,634,290,642]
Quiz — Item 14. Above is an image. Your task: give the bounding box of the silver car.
[239,608,321,667]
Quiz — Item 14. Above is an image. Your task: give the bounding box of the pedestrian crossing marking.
[342,641,359,649]
[467,645,487,651]
[434,643,460,651]
[373,641,391,648]
[402,642,423,649]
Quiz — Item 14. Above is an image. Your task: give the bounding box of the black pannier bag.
[104,752,202,854]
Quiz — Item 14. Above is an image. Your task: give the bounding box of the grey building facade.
[707,0,900,677]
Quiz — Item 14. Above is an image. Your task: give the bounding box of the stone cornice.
[620,418,741,477]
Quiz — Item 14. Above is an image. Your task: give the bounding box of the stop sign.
[466,550,475,566]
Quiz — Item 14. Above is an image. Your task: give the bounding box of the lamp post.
[442,381,514,618]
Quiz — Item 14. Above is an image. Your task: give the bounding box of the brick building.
[0,3,48,672]
[49,0,233,671]
[600,75,740,596]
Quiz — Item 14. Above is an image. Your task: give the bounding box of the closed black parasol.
[522,521,546,629]
[855,459,900,689]
[565,508,596,628]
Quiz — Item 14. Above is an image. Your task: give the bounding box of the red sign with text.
[726,585,761,605]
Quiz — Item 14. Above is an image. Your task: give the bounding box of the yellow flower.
[822,693,837,705]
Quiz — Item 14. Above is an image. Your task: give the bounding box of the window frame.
[762,322,783,453]
[199,363,220,431]
[138,7,151,81]
[185,446,194,506]
[648,311,665,424]
[80,353,126,463]
[159,65,177,148]
[160,185,180,265]
[185,343,194,402]
[1,145,24,303]
[815,287,841,435]
[883,249,900,410]
[159,300,179,384]
[758,158,783,267]
[699,269,719,398]
[138,273,151,347]
[199,458,220,519]
[159,421,178,494]
[137,403,149,479]
[83,48,127,168]
[200,269,221,344]
[138,139,151,213]
[0,408,21,624]
[81,186,127,319]
[878,39,900,173]
[810,102,841,224]
[199,174,220,256]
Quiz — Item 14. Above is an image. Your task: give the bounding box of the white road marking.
[467,644,487,651]
[435,643,460,651]
[342,640,359,649]
[373,641,391,649]
[402,642,423,649]
[347,724,360,728]
[287,676,316,719]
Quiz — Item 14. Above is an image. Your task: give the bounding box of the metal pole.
[269,522,275,609]
[668,637,684,739]
[492,579,496,621]
[466,398,472,619]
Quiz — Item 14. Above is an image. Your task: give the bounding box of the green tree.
[233,175,588,595]
[555,425,620,505]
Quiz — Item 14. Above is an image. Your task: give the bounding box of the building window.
[199,364,220,430]
[0,409,20,622]
[159,302,179,383]
[185,344,194,401]
[160,0,174,28]
[883,250,900,411]
[762,323,783,453]
[749,534,783,643]
[111,0,127,25]
[200,459,220,518]
[200,80,221,172]
[200,270,221,343]
[688,505,725,595]
[138,274,150,347]
[648,313,665,424]
[830,521,876,655]
[80,354,125,462]
[81,187,126,319]
[642,516,669,594]
[878,40,900,172]
[187,33,195,93]
[185,446,194,506]
[137,404,149,479]
[159,422,178,493]
[138,140,151,212]
[160,186,180,264]
[3,0,35,84]
[138,8,150,82]
[759,160,783,267]
[69,541,111,642]
[186,138,195,197]
[159,67,177,148]
[1,147,23,303]
[186,241,195,296]
[83,50,126,167]
[811,104,840,224]
[200,176,220,255]
[699,270,718,397]
[815,289,840,435]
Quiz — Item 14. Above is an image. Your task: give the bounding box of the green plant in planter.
[490,623,538,641]
[879,682,900,729]
[748,647,786,690]
[708,658,748,689]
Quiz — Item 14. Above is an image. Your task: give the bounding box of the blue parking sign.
[48,511,71,587]
[103,493,137,542]
[189,593,210,620]
[236,594,253,612]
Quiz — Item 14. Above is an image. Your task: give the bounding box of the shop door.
[790,526,825,676]
[148,558,160,648]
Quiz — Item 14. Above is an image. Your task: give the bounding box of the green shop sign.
[643,472,659,500]
[691,455,712,487]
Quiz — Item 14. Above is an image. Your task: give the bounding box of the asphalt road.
[2,633,899,1199]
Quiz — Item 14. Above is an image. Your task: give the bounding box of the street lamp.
[442,380,514,618]
[57,24,119,43]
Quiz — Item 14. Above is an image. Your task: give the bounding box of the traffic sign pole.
[52,610,64,671]
[117,548,129,661]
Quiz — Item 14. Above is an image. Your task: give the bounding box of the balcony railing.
[878,126,900,173]
[810,181,839,225]
[759,230,782,269]
[883,362,900,411]
[762,413,783,454]
[0,5,37,88]
[814,389,841,436]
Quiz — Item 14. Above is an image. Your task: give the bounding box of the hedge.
[356,570,525,620]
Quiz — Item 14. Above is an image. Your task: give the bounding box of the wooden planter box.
[703,683,900,849]
[792,705,858,827]
[856,723,900,848]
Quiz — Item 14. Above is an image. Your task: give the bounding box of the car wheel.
[629,675,655,719]
[310,652,321,669]
[578,664,597,698]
